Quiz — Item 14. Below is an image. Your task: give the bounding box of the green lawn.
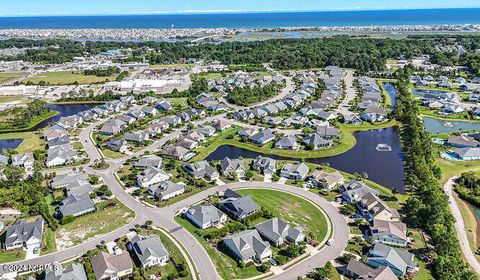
[0,95,29,104]
[437,158,480,186]
[42,227,57,255]
[0,72,28,83]
[23,71,118,85]
[0,250,25,264]
[0,110,58,132]
[192,121,398,161]
[55,199,134,249]
[169,97,189,109]
[236,189,329,242]
[0,131,45,153]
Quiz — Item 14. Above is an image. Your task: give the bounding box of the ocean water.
[1,9,480,29]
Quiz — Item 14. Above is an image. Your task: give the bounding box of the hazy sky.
[1,0,480,16]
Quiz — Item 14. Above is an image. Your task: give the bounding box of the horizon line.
[1,7,480,18]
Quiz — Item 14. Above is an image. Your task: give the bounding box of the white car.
[326,239,334,246]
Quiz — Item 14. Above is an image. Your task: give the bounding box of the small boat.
[443,122,454,127]
[376,143,392,152]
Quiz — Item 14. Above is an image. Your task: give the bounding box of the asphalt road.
[1,88,350,279]
[444,176,480,275]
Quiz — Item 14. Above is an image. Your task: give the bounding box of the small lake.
[0,138,23,152]
[411,89,448,95]
[206,127,405,193]
[383,82,397,110]
[29,103,99,131]
[423,117,480,134]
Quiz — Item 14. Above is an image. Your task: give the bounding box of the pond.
[29,103,100,131]
[423,117,480,134]
[206,126,405,193]
[0,138,23,152]
[383,82,397,110]
[411,89,449,95]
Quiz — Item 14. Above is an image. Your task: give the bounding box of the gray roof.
[5,217,44,248]
[281,163,309,178]
[253,156,276,173]
[303,133,333,147]
[65,180,94,196]
[44,263,87,280]
[453,147,480,158]
[186,204,226,226]
[51,172,89,188]
[223,230,271,260]
[219,157,245,174]
[134,154,162,169]
[150,180,184,199]
[275,136,297,149]
[249,129,275,143]
[90,252,133,280]
[368,243,416,275]
[255,217,303,244]
[132,235,169,264]
[58,194,95,217]
[219,196,260,219]
[184,161,218,179]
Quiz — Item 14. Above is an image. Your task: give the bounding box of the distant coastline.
[1,8,480,29]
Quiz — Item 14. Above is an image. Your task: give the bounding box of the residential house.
[185,204,227,229]
[131,235,169,268]
[43,263,87,280]
[149,180,185,201]
[140,106,158,117]
[186,130,206,142]
[90,252,133,280]
[57,194,96,218]
[308,170,344,190]
[46,144,77,167]
[452,147,480,160]
[5,217,44,250]
[346,259,397,280]
[361,106,387,122]
[222,230,272,262]
[195,125,216,137]
[255,218,305,246]
[136,166,170,188]
[370,219,409,247]
[105,138,129,153]
[64,180,95,197]
[219,196,260,220]
[134,154,162,169]
[183,161,219,181]
[12,152,34,170]
[280,163,309,181]
[43,126,68,141]
[359,193,400,222]
[51,172,89,189]
[219,157,245,177]
[162,145,189,161]
[275,136,299,150]
[249,129,275,145]
[367,243,417,277]
[213,119,231,131]
[341,179,378,204]
[252,156,276,176]
[237,127,258,138]
[176,138,198,150]
[124,131,150,143]
[303,133,333,150]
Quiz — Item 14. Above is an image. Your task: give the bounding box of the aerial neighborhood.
[0,17,480,280]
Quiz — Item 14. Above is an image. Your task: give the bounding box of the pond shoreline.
[0,110,59,134]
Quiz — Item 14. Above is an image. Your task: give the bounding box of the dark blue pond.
[206,127,405,193]
[0,138,23,152]
[383,83,397,110]
[29,103,99,131]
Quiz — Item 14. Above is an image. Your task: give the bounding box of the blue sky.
[1,0,480,16]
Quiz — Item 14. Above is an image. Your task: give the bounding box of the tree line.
[394,66,476,279]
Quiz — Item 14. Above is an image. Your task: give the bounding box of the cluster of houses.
[160,119,230,162]
[340,179,417,278]
[356,77,388,122]
[413,75,480,91]
[184,189,305,263]
[207,71,284,93]
[418,90,473,115]
[133,154,185,201]
[50,172,97,219]
[444,133,480,161]
[42,232,171,280]
[43,126,78,168]
[0,152,35,178]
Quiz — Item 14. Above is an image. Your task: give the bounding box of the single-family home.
[367,243,417,277]
[57,194,96,218]
[370,219,409,247]
[136,166,170,188]
[5,217,44,251]
[162,145,189,161]
[184,161,219,181]
[275,136,299,150]
[255,218,305,246]
[131,235,169,268]
[341,179,378,204]
[222,230,272,262]
[280,163,309,181]
[252,156,276,176]
[219,196,260,220]
[90,252,133,280]
[185,204,228,229]
[345,259,397,280]
[249,129,275,145]
[43,263,87,280]
[308,170,344,190]
[219,157,245,177]
[105,138,129,153]
[149,180,185,201]
[134,154,162,169]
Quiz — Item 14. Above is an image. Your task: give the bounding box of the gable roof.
[91,252,133,280]
[132,235,169,264]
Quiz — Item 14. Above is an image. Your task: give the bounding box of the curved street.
[1,74,350,279]
[444,176,480,275]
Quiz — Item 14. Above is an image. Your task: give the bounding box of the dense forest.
[0,99,51,130]
[454,172,480,207]
[227,84,277,106]
[83,66,120,77]
[394,66,476,280]
[2,36,480,74]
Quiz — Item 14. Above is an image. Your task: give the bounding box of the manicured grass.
[42,227,57,255]
[437,158,480,186]
[0,72,28,83]
[418,107,472,121]
[0,250,25,264]
[101,148,127,159]
[23,71,118,85]
[0,131,45,153]
[377,81,392,109]
[416,261,435,280]
[175,215,262,280]
[55,199,134,249]
[193,121,397,161]
[236,189,329,242]
[454,195,480,263]
[201,72,224,80]
[169,97,189,109]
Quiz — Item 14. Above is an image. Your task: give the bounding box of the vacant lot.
[0,72,28,83]
[23,71,117,85]
[55,199,134,250]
